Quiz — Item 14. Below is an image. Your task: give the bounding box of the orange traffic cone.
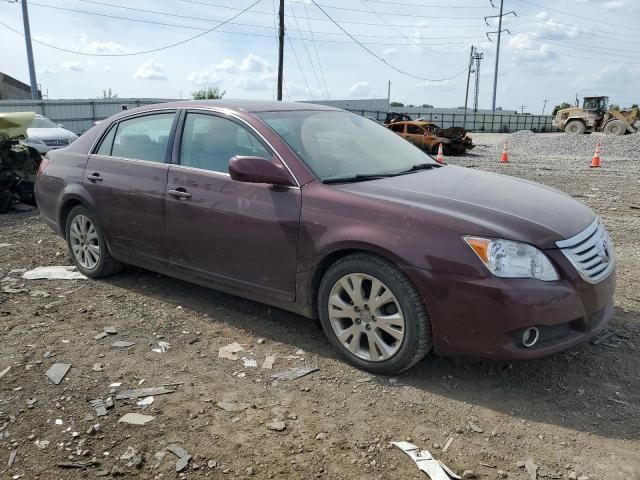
[500,140,509,163]
[436,143,444,164]
[590,142,601,168]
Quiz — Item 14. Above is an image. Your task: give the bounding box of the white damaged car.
[22,114,77,153]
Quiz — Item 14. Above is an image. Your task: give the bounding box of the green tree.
[631,103,638,109]
[421,104,434,108]
[99,88,118,99]
[608,103,620,111]
[552,102,571,116]
[192,85,226,100]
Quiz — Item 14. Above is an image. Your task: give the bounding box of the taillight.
[38,155,50,175]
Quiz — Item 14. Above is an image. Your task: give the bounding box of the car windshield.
[256,110,438,182]
[30,116,58,128]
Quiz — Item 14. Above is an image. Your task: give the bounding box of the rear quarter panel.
[35,125,102,234]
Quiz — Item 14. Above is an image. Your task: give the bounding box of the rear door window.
[111,113,175,162]
[407,125,423,135]
[95,125,116,156]
[179,113,271,173]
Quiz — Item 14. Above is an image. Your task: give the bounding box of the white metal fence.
[0,98,176,134]
[0,98,559,134]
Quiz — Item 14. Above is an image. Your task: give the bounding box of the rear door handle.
[168,188,192,199]
[87,173,103,182]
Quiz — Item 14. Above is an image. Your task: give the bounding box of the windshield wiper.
[322,173,399,184]
[396,163,442,174]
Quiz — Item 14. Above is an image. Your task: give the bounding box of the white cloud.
[576,64,640,98]
[573,0,626,11]
[236,73,275,91]
[83,40,127,55]
[38,65,56,74]
[61,62,84,72]
[286,82,323,100]
[508,34,557,63]
[215,54,272,73]
[416,79,457,91]
[133,59,168,80]
[188,68,222,86]
[349,81,371,98]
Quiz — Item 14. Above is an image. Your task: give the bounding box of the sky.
[1,0,639,113]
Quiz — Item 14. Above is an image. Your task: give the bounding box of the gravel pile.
[485,130,640,160]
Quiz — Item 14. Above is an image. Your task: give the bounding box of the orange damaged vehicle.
[387,120,474,155]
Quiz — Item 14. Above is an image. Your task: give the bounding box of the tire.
[318,253,432,374]
[602,119,626,136]
[564,120,585,134]
[65,205,122,278]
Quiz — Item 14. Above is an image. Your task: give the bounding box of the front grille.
[43,138,69,147]
[556,218,614,284]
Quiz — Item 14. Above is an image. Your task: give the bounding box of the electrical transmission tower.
[472,51,484,113]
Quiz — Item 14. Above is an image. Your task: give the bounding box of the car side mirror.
[229,156,295,187]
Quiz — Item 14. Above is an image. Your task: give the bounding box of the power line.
[515,0,637,32]
[509,31,640,60]
[514,14,640,46]
[286,32,314,100]
[289,1,489,19]
[362,0,490,8]
[301,0,330,99]
[2,0,264,56]
[289,2,324,99]
[178,0,489,21]
[358,0,445,55]
[308,0,469,82]
[14,1,497,43]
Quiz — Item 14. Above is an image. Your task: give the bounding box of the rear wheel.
[318,253,432,374]
[603,119,626,136]
[65,205,122,278]
[564,120,585,134]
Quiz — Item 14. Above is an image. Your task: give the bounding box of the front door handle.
[87,173,103,182]
[168,188,192,199]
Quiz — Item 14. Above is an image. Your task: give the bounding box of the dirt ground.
[1,133,639,480]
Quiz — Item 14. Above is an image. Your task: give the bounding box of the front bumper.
[405,251,616,360]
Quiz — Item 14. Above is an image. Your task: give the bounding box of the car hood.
[26,127,75,140]
[335,165,595,248]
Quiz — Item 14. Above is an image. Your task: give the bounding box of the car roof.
[139,99,341,113]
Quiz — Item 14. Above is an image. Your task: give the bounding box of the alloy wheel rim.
[328,273,405,362]
[69,215,100,270]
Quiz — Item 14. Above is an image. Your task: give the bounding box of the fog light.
[522,327,540,348]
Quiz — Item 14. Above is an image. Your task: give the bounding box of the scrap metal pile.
[0,112,42,213]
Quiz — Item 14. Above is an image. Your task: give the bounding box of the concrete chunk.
[46,363,71,385]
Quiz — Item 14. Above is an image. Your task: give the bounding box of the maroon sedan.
[35,100,615,373]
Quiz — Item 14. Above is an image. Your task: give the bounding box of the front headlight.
[464,236,559,281]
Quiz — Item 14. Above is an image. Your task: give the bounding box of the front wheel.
[564,120,585,134]
[65,205,122,278]
[318,253,432,374]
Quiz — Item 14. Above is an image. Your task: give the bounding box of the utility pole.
[462,46,474,129]
[486,1,515,113]
[387,80,391,111]
[21,0,39,100]
[490,0,503,114]
[277,0,284,101]
[520,105,527,114]
[541,98,548,115]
